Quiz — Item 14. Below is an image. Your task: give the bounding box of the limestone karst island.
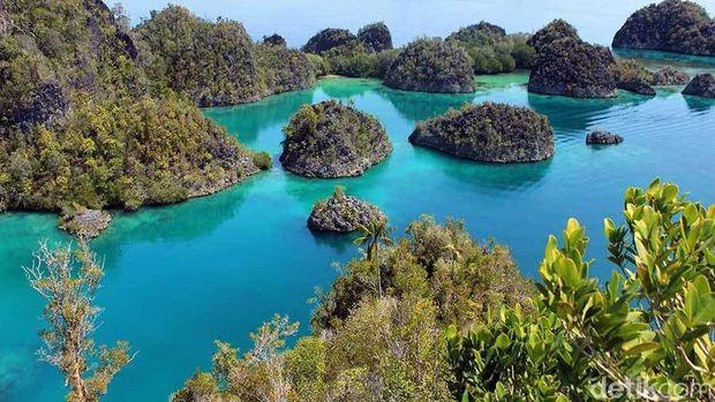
[1,0,715,401]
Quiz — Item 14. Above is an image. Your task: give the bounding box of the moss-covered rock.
[527,19,580,52]
[653,66,690,85]
[384,38,475,93]
[280,100,392,178]
[586,128,624,145]
[308,187,386,232]
[357,22,393,53]
[528,36,617,98]
[303,28,357,54]
[682,73,715,98]
[409,102,554,163]
[613,0,715,57]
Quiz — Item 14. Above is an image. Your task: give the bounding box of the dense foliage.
[526,19,580,52]
[447,179,715,400]
[302,28,357,54]
[409,102,555,163]
[173,216,533,401]
[528,30,617,98]
[447,22,536,74]
[307,186,386,232]
[280,100,392,178]
[134,5,315,107]
[384,38,476,93]
[357,22,393,53]
[613,0,715,57]
[0,0,264,213]
[610,59,656,96]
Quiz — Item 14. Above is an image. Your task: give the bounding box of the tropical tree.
[354,218,393,296]
[24,242,133,402]
[447,179,715,401]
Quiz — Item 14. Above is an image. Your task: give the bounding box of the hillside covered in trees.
[0,0,269,216]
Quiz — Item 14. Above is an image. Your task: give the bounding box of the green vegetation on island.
[613,0,715,57]
[134,5,315,107]
[384,38,476,93]
[447,21,536,74]
[528,20,617,98]
[0,0,265,218]
[409,102,555,163]
[280,100,392,178]
[307,186,386,232]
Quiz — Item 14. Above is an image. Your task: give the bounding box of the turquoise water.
[2,68,715,400]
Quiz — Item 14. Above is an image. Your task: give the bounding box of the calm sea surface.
[1,2,715,401]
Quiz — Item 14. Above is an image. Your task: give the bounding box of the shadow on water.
[375,85,477,123]
[612,49,715,69]
[413,146,554,193]
[684,95,715,113]
[203,87,316,143]
[527,91,651,132]
[309,230,355,255]
[91,175,263,267]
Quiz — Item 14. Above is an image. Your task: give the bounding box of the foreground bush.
[173,216,533,401]
[447,179,715,400]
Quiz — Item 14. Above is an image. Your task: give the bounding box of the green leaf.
[495,333,511,350]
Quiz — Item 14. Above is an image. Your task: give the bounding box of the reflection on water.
[684,95,715,114]
[1,71,715,402]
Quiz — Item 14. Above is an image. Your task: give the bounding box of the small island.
[682,73,715,98]
[409,102,555,163]
[586,129,624,145]
[307,186,386,232]
[613,0,714,57]
[653,66,690,86]
[280,100,393,178]
[528,20,617,98]
[384,38,476,93]
[59,206,112,239]
[357,22,393,52]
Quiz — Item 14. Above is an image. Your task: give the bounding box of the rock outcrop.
[409,102,555,163]
[528,36,617,98]
[586,129,624,145]
[653,66,690,85]
[357,22,393,53]
[682,73,715,98]
[263,33,286,47]
[307,187,386,232]
[59,207,112,239]
[280,100,392,178]
[613,0,715,57]
[527,19,580,52]
[384,38,476,93]
[610,60,656,96]
[303,28,357,54]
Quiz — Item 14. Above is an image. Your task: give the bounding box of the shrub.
[252,151,272,170]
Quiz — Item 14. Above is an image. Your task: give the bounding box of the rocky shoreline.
[308,187,386,232]
[682,73,715,98]
[409,102,555,163]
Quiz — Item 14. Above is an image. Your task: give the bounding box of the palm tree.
[354,218,393,297]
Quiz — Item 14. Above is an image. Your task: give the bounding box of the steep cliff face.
[357,22,393,53]
[409,102,555,163]
[613,0,715,57]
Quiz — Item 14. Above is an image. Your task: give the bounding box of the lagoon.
[2,69,715,401]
